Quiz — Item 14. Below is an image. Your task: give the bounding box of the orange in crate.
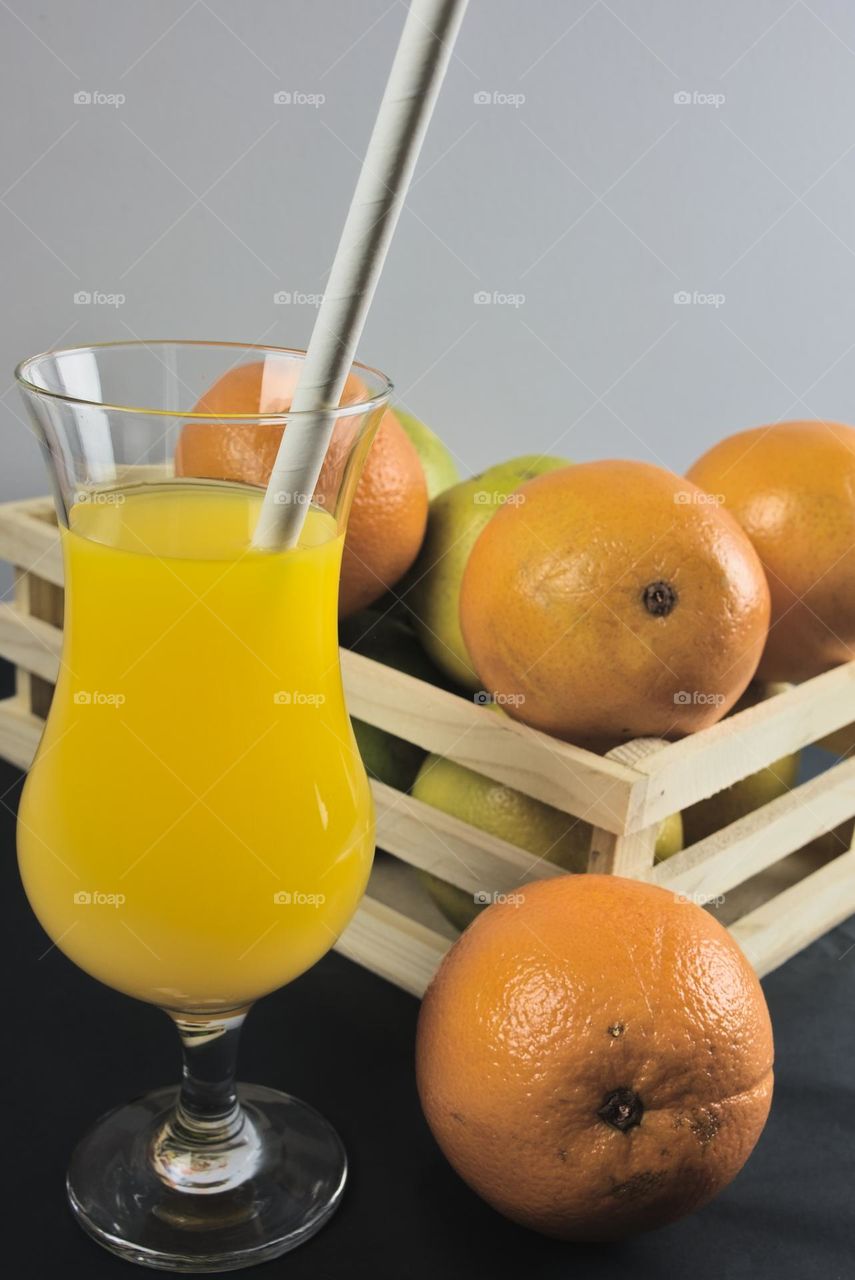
[175,360,428,615]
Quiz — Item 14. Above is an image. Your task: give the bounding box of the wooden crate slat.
[341,648,645,834]
[634,664,855,826]
[372,779,564,893]
[653,756,855,901]
[12,572,32,708]
[333,894,449,997]
[0,500,62,586]
[0,602,63,685]
[587,739,665,877]
[729,850,855,977]
[22,566,64,718]
[6,497,54,520]
[0,698,42,771]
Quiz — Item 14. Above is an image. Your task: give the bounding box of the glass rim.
[14,339,394,421]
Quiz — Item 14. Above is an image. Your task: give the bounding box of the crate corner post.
[587,738,669,879]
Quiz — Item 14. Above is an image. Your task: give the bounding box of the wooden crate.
[2,495,855,997]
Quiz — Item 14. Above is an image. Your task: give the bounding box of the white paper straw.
[252,0,469,549]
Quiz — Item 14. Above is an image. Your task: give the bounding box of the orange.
[416,875,774,1241]
[175,360,428,616]
[458,460,770,745]
[687,420,855,681]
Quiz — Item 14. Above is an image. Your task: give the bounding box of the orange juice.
[18,484,374,1011]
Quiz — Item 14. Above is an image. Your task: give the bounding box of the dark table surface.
[3,700,854,1278]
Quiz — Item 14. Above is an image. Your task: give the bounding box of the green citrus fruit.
[394,409,460,500]
[413,753,682,931]
[407,455,570,688]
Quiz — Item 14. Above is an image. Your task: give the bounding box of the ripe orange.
[416,875,773,1241]
[175,360,428,616]
[687,420,855,681]
[458,460,770,745]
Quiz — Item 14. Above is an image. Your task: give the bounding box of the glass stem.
[152,1007,259,1193]
[174,1009,247,1136]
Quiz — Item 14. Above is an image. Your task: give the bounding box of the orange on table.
[175,360,428,616]
[688,419,855,682]
[417,875,774,1241]
[459,460,770,745]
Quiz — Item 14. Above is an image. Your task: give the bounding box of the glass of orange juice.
[15,341,392,1271]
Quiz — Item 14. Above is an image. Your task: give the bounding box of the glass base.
[66,1083,347,1273]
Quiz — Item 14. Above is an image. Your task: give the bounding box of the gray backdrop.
[3,0,855,503]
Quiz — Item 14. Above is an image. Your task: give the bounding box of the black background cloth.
[3,739,853,1278]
